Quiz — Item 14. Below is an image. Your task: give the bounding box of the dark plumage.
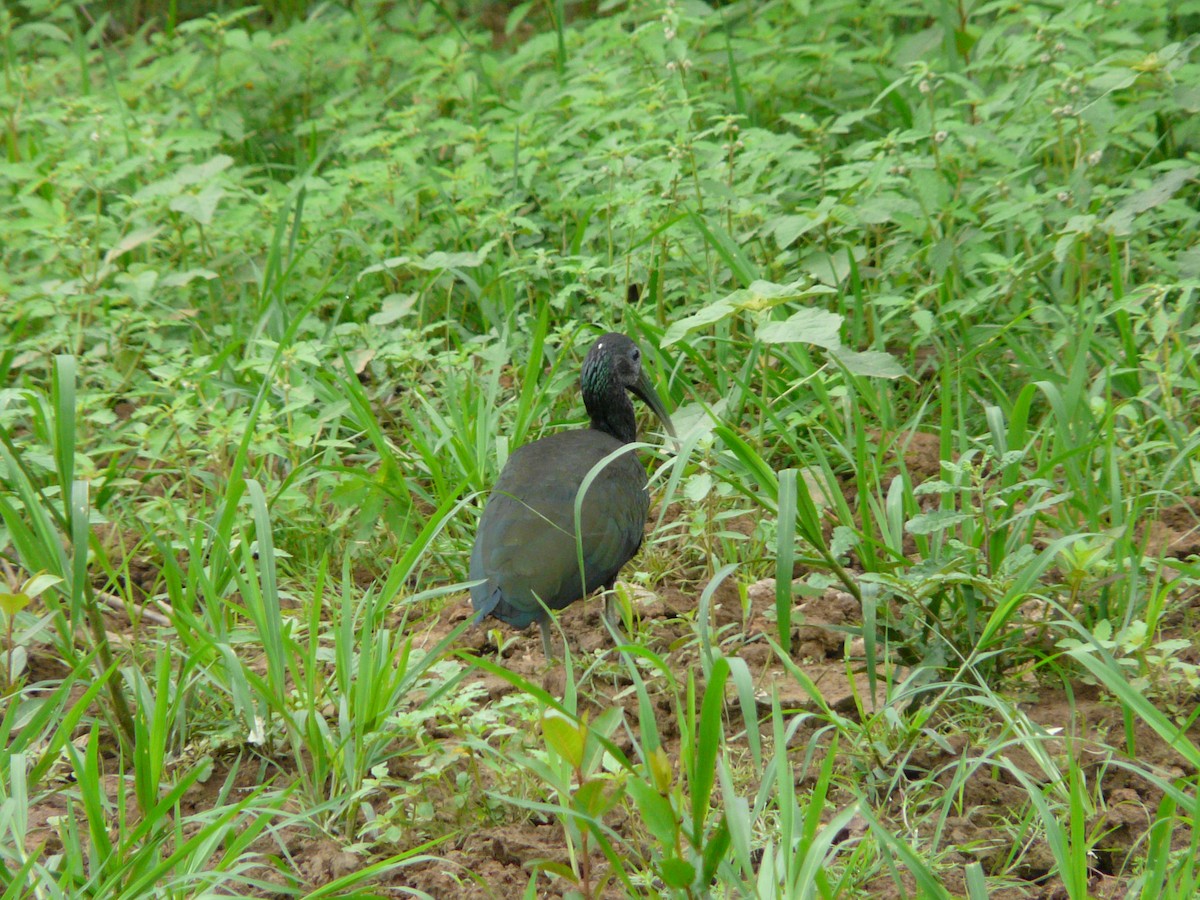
[470,333,674,657]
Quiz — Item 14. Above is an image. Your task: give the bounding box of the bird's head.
[582,333,675,443]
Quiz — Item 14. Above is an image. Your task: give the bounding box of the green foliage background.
[1,0,1199,896]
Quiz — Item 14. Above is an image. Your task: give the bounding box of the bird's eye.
[631,348,640,361]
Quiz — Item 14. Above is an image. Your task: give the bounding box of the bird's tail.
[471,585,502,626]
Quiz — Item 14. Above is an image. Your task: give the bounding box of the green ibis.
[470,333,674,657]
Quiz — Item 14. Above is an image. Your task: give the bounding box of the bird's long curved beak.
[631,369,675,440]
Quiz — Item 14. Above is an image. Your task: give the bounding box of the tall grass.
[1,0,1197,895]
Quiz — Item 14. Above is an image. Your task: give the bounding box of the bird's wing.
[470,432,648,619]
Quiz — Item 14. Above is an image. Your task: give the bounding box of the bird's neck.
[584,385,637,444]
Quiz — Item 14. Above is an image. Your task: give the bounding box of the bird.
[469,332,675,658]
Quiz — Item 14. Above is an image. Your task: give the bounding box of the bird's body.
[469,429,648,628]
[469,333,673,657]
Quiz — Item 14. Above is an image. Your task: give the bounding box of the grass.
[2,0,1199,896]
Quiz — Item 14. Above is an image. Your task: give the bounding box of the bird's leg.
[602,580,620,634]
[538,617,555,660]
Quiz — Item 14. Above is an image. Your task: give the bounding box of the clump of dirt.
[1143,497,1200,559]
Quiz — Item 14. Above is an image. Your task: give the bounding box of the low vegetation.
[1,0,1198,896]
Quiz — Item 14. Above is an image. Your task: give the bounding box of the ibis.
[470,333,674,657]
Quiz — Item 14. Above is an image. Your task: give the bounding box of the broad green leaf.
[906,509,971,535]
[828,345,907,379]
[542,712,584,769]
[370,293,417,326]
[102,228,162,266]
[175,154,235,186]
[160,268,218,286]
[1105,165,1199,235]
[683,472,712,502]
[730,279,812,311]
[757,307,843,349]
[660,856,695,889]
[22,573,63,598]
[170,183,225,225]
[626,777,678,848]
[662,296,737,346]
[574,778,610,817]
[0,591,31,616]
[409,241,498,270]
